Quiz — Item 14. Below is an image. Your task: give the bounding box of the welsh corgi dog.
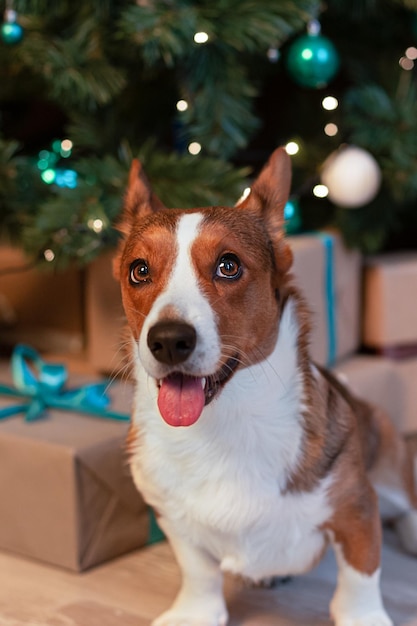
[113,147,417,626]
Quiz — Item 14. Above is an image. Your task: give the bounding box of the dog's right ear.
[113,159,166,280]
[116,159,166,236]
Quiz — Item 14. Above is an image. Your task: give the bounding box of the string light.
[322,96,338,111]
[194,32,209,44]
[44,249,55,262]
[60,139,73,158]
[324,123,338,137]
[188,142,202,155]
[399,56,414,70]
[267,47,280,62]
[405,46,417,60]
[87,218,104,233]
[176,99,189,112]
[285,141,299,155]
[41,169,56,184]
[313,184,329,198]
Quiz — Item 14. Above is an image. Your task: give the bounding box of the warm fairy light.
[267,47,280,62]
[60,139,73,158]
[176,99,189,112]
[61,139,73,151]
[313,184,329,198]
[324,123,338,137]
[194,32,209,44]
[285,141,299,155]
[44,249,55,262]
[322,96,339,111]
[188,142,202,155]
[399,56,414,71]
[405,47,417,60]
[88,218,104,233]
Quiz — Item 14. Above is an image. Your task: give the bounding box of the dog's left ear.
[116,159,166,236]
[237,147,293,274]
[113,159,167,280]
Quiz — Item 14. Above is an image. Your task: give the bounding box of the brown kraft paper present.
[288,231,362,366]
[363,252,417,353]
[333,354,417,435]
[0,372,156,571]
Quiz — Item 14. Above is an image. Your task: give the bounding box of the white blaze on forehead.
[139,211,221,377]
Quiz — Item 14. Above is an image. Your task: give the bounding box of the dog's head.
[114,147,293,427]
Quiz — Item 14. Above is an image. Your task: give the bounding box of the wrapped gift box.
[289,231,362,366]
[0,245,84,355]
[390,357,417,435]
[0,361,160,571]
[363,252,417,354]
[333,354,417,435]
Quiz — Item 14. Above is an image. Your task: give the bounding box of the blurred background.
[1,0,417,364]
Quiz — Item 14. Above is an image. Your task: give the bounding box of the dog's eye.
[130,259,150,285]
[216,254,242,280]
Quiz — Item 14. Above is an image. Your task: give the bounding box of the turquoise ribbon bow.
[0,344,129,422]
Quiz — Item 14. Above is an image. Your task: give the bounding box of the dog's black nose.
[147,320,197,365]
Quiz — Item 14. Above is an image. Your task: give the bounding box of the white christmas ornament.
[321,146,381,208]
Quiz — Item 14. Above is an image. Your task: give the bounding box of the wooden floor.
[0,528,416,626]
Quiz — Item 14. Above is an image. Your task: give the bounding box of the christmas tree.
[1,0,417,269]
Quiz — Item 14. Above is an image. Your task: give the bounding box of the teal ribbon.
[147,508,165,545]
[0,344,129,422]
[316,233,337,366]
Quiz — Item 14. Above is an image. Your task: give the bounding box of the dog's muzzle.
[146,320,239,427]
[147,320,197,366]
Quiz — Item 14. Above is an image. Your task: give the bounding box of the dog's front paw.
[332,610,393,626]
[152,607,228,626]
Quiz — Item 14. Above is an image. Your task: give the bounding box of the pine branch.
[19,144,249,268]
[9,15,126,109]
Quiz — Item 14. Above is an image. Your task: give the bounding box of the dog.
[113,147,417,626]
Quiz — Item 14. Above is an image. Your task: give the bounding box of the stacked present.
[0,345,163,572]
[291,239,417,436]
[289,236,417,436]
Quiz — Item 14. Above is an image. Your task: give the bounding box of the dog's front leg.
[153,519,228,626]
[327,488,392,626]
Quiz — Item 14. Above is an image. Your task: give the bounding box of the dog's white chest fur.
[130,298,333,581]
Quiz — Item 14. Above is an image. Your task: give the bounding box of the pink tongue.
[157,374,205,427]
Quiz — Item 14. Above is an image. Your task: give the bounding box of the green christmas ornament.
[1,9,23,45]
[286,21,339,89]
[284,198,302,234]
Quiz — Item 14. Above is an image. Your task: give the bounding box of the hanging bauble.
[286,20,339,89]
[284,198,302,234]
[1,9,23,45]
[321,146,381,208]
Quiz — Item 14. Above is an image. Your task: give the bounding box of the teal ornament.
[1,9,24,45]
[286,32,339,89]
[284,198,302,234]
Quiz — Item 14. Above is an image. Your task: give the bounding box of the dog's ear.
[237,147,293,274]
[117,159,166,236]
[113,159,166,280]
